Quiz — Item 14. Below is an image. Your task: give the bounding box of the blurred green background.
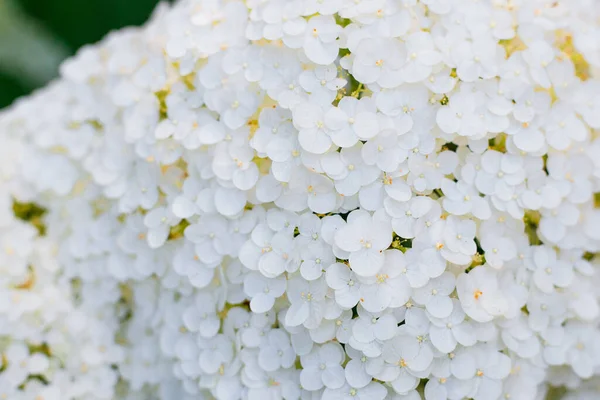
[0,0,168,109]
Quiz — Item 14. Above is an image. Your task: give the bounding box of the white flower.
[285,275,327,329]
[463,344,512,400]
[258,329,296,371]
[351,37,406,88]
[404,243,444,285]
[326,262,362,309]
[522,40,555,88]
[303,16,341,65]
[244,367,297,400]
[526,288,567,332]
[441,216,478,265]
[350,308,397,357]
[473,150,525,197]
[361,129,408,173]
[184,216,230,264]
[286,168,338,213]
[543,102,588,150]
[358,172,412,212]
[292,102,333,154]
[266,209,299,235]
[244,272,287,313]
[344,347,373,389]
[425,68,458,94]
[239,224,297,278]
[398,307,434,354]
[222,46,263,82]
[325,97,380,147]
[322,381,387,400]
[378,334,433,394]
[310,309,354,344]
[436,90,487,138]
[173,242,216,288]
[563,322,600,379]
[321,143,380,196]
[208,88,261,130]
[403,32,442,83]
[197,334,235,375]
[334,210,392,277]
[299,239,335,281]
[254,0,305,42]
[512,88,551,123]
[456,266,508,322]
[531,246,574,293]
[508,118,546,154]
[465,5,515,40]
[376,85,430,135]
[577,81,600,129]
[303,0,343,16]
[299,65,347,106]
[300,342,346,390]
[408,151,459,193]
[4,0,600,397]
[143,206,181,249]
[3,343,50,384]
[412,272,455,319]
[497,314,540,359]
[182,292,220,338]
[213,139,260,191]
[357,249,412,313]
[214,186,248,217]
[171,178,202,218]
[251,106,293,156]
[385,196,436,239]
[452,37,503,82]
[428,299,477,353]
[479,233,516,269]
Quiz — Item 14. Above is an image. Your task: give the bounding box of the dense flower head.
[1,0,600,399]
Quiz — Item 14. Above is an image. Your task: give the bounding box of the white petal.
[250,293,276,313]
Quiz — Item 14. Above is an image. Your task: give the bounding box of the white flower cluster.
[1,0,600,399]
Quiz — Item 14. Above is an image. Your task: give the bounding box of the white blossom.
[0,0,599,398]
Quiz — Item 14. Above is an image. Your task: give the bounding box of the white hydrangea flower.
[299,342,346,390]
[334,210,392,277]
[456,266,508,323]
[243,272,286,313]
[349,307,397,358]
[351,37,406,88]
[1,0,600,397]
[412,271,456,319]
[302,15,341,65]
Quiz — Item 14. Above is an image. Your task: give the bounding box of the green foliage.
[12,199,47,235]
[0,0,168,108]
